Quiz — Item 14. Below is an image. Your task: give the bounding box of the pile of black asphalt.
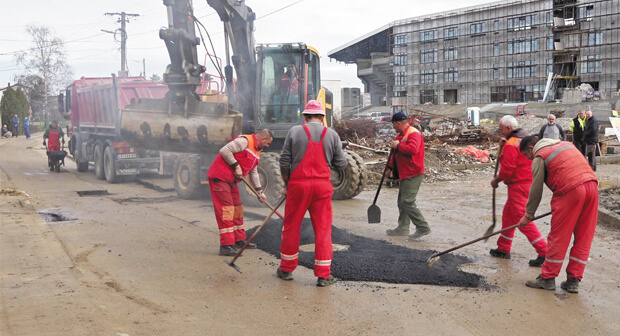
[246,216,484,288]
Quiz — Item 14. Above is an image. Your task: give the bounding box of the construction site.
[1,0,620,335]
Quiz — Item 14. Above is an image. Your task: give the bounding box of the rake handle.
[241,176,284,220]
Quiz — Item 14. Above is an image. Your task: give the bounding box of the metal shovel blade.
[367,204,381,223]
[225,259,242,273]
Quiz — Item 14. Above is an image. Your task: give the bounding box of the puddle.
[77,190,109,197]
[38,211,76,222]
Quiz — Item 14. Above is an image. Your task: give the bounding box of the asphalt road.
[2,134,620,335]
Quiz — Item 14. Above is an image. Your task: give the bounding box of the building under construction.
[328,0,620,106]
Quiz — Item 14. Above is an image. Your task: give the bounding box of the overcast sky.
[1,0,492,91]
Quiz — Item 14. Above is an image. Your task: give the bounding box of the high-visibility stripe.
[232,224,244,231]
[544,144,572,165]
[281,252,299,260]
[314,260,331,266]
[219,227,234,234]
[569,256,587,264]
[545,258,564,263]
[500,234,513,241]
[530,236,544,244]
[244,147,260,160]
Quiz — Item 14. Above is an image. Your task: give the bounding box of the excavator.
[120,0,367,206]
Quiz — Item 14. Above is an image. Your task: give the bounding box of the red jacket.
[498,129,532,185]
[389,125,425,180]
[535,141,597,195]
[207,134,261,183]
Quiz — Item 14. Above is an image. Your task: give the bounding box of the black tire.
[55,162,61,172]
[73,136,89,173]
[239,152,286,207]
[104,145,120,183]
[331,151,366,200]
[94,143,105,180]
[347,150,368,197]
[173,154,202,199]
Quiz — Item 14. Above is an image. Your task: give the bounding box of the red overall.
[536,142,598,280]
[48,129,61,151]
[496,136,547,256]
[280,125,333,279]
[207,135,261,246]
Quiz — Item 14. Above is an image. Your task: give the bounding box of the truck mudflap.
[120,97,243,153]
[115,157,160,176]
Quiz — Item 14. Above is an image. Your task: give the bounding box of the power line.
[104,12,140,76]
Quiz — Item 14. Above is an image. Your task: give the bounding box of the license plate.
[117,153,137,159]
[119,168,138,174]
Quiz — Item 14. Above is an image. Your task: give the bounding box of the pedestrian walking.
[277,100,347,287]
[384,112,431,241]
[489,115,547,266]
[206,129,273,256]
[570,110,587,155]
[12,114,19,137]
[583,110,599,171]
[23,116,31,139]
[519,136,598,293]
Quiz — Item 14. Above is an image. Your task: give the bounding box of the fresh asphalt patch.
[246,217,484,288]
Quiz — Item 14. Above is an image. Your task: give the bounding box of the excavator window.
[259,53,303,125]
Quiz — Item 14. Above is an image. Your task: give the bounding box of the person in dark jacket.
[570,110,587,155]
[538,114,566,140]
[583,110,599,171]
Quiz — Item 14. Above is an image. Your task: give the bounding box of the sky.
[0,0,492,92]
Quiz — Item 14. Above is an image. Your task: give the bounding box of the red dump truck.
[58,76,169,183]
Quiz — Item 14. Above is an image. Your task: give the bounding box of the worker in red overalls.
[490,115,547,266]
[277,100,348,287]
[43,120,65,151]
[207,129,273,256]
[519,136,598,293]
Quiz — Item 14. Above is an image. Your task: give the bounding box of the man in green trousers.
[385,112,430,241]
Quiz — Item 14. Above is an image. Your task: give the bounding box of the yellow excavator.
[120,0,367,205]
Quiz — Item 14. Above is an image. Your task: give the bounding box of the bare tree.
[15,25,73,121]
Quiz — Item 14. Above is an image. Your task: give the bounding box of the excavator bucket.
[120,95,243,153]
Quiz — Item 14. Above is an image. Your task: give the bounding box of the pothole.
[300,243,349,252]
[38,211,76,222]
[77,190,109,197]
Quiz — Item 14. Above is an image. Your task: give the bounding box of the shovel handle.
[371,149,394,205]
[429,211,551,260]
[241,176,284,220]
[491,144,503,227]
[229,195,286,265]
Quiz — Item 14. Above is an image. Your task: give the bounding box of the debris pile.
[600,187,620,215]
[516,116,572,135]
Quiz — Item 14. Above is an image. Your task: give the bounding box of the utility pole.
[104,12,140,77]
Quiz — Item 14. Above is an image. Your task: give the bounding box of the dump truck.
[58,76,169,183]
[119,0,367,206]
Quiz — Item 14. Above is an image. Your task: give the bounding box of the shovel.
[367,149,394,223]
[225,196,286,273]
[484,144,504,241]
[427,211,551,267]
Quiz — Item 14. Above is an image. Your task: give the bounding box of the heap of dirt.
[247,218,484,287]
[600,186,620,215]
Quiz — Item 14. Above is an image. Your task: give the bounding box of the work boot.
[386,227,409,236]
[276,267,293,281]
[561,277,580,293]
[489,248,511,259]
[529,255,545,267]
[525,275,556,290]
[317,275,337,287]
[218,245,238,256]
[408,228,431,241]
[235,240,257,249]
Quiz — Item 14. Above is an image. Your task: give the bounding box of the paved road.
[2,134,620,335]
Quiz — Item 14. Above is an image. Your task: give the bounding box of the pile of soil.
[600,186,620,215]
[247,218,484,287]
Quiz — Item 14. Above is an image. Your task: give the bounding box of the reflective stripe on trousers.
[209,178,246,246]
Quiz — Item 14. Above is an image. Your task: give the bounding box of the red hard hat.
[302,100,325,115]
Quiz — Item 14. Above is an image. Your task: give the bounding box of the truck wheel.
[73,136,89,173]
[347,150,368,198]
[94,143,105,180]
[331,151,364,200]
[173,154,202,199]
[104,145,120,183]
[239,152,285,207]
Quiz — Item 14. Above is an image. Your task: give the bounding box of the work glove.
[42,140,46,146]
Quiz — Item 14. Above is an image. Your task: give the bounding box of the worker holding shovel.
[489,116,547,266]
[384,112,430,241]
